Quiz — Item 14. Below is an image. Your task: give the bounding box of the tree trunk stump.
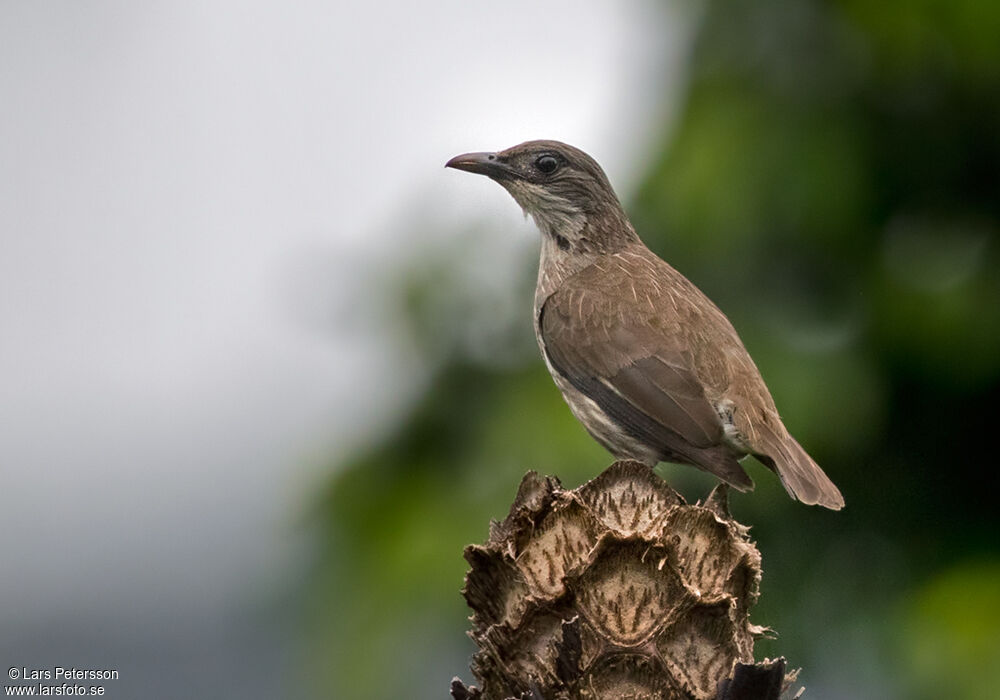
[451,461,801,699]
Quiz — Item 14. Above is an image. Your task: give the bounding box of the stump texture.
[453,461,797,700]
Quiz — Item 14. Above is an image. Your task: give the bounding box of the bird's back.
[555,243,777,416]
[540,242,844,509]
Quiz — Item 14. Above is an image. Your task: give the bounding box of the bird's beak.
[445,151,510,179]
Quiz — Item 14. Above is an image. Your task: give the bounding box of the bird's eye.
[534,155,559,174]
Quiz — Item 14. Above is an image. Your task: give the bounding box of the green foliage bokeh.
[305,1,1000,697]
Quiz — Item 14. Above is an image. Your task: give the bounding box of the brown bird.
[446,140,844,509]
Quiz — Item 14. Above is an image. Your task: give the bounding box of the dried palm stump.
[451,461,801,700]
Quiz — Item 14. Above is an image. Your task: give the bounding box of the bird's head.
[446,140,634,252]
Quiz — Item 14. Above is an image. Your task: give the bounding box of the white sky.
[0,1,689,696]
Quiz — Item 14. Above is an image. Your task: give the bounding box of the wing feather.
[540,275,753,491]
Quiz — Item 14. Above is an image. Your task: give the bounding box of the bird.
[446,140,844,510]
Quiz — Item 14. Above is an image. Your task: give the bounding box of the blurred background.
[1,1,998,699]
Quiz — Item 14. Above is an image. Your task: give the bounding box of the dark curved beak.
[445,151,509,179]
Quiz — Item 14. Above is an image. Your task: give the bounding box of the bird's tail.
[754,429,844,510]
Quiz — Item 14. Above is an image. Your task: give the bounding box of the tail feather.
[753,429,844,510]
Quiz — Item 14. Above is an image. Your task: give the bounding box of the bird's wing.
[539,274,753,491]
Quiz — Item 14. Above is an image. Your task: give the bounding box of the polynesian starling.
[446,140,844,509]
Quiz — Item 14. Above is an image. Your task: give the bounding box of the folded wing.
[540,287,754,491]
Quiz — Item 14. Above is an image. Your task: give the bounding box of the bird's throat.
[535,228,600,310]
